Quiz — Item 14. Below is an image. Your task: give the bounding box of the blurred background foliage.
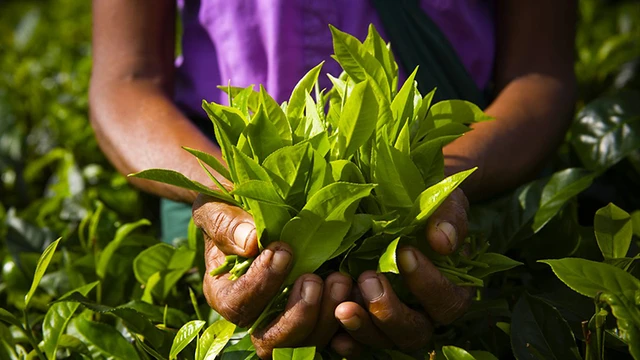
[0,0,640,359]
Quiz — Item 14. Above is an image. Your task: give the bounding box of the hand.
[331,189,473,358]
[193,195,352,359]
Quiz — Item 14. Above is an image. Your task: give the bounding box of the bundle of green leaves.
[132,24,520,328]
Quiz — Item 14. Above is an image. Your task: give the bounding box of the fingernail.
[234,222,254,249]
[271,250,291,273]
[339,315,361,331]
[302,280,322,305]
[331,282,350,301]
[437,221,457,251]
[398,249,418,273]
[360,277,383,301]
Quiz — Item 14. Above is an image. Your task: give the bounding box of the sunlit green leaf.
[170,320,206,360]
[25,237,60,308]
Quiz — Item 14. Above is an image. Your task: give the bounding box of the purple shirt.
[174,0,494,117]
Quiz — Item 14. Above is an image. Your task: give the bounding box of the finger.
[425,188,469,255]
[203,242,292,327]
[193,195,259,258]
[330,332,365,359]
[397,246,473,325]
[334,301,393,349]
[252,274,324,359]
[304,273,352,348]
[356,271,433,351]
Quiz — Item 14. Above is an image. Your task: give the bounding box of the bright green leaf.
[197,319,236,360]
[334,80,378,160]
[272,346,316,360]
[170,320,206,360]
[442,346,476,360]
[25,237,60,308]
[378,237,400,273]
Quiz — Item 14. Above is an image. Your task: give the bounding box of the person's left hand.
[330,189,473,358]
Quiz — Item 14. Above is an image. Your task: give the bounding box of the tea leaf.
[594,203,632,259]
[196,319,236,360]
[541,258,640,298]
[170,320,206,360]
[426,100,493,125]
[334,79,379,160]
[442,346,477,360]
[378,237,401,274]
[43,281,98,359]
[246,105,286,163]
[390,67,418,137]
[468,253,523,279]
[511,293,581,360]
[411,135,461,186]
[97,219,150,279]
[532,168,596,232]
[129,169,238,205]
[363,24,398,93]
[373,136,425,209]
[258,85,292,145]
[287,62,324,124]
[272,346,316,360]
[73,317,141,360]
[182,147,231,181]
[281,182,375,284]
[408,168,477,225]
[231,180,289,209]
[25,237,60,308]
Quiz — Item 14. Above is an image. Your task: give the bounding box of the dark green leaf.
[133,243,175,284]
[468,351,499,360]
[571,90,640,171]
[596,291,640,358]
[97,219,150,279]
[25,237,60,308]
[468,253,523,279]
[532,168,596,232]
[511,294,581,360]
[170,320,206,360]
[541,258,640,298]
[281,182,375,284]
[43,281,98,359]
[410,135,461,186]
[57,334,92,357]
[73,317,141,360]
[0,308,22,329]
[594,203,632,258]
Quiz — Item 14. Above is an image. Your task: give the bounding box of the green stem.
[22,311,45,360]
[248,287,289,334]
[457,257,489,268]
[438,268,483,287]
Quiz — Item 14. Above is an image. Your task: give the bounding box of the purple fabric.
[174,0,494,117]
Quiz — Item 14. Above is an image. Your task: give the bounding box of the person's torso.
[174,0,495,118]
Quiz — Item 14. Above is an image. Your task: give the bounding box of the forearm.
[90,80,226,203]
[444,73,576,200]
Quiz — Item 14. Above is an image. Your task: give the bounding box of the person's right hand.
[192,195,352,359]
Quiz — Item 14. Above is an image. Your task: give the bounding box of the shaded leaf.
[594,203,632,258]
[73,317,140,360]
[511,294,581,360]
[541,258,640,298]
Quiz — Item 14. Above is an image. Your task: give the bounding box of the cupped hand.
[331,189,473,358]
[193,195,352,359]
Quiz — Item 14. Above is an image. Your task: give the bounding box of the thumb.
[425,188,469,255]
[192,194,259,257]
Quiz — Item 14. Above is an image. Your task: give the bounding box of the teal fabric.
[160,198,193,244]
[371,0,487,107]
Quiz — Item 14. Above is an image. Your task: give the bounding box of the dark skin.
[91,0,576,358]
